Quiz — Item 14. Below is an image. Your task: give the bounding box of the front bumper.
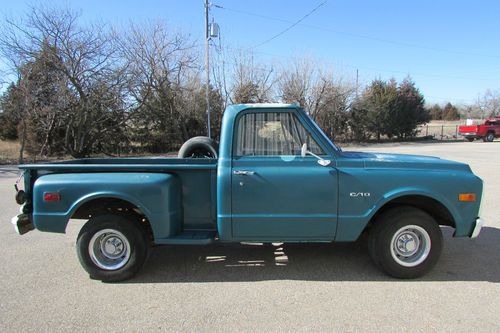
[11,214,34,235]
[470,218,484,238]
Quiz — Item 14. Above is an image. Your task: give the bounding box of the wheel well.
[370,195,455,229]
[72,198,153,240]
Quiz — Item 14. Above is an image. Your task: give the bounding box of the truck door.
[231,110,338,241]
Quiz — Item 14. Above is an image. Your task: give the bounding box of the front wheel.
[76,214,149,282]
[465,137,474,142]
[368,206,443,278]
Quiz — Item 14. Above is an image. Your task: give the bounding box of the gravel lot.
[0,141,499,332]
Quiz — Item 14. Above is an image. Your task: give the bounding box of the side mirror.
[300,142,331,167]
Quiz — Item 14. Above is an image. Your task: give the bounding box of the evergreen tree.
[18,41,69,156]
[355,78,429,140]
[442,102,460,120]
[356,79,397,141]
[393,78,430,138]
[0,84,21,140]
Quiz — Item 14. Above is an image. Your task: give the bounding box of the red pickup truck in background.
[458,118,500,142]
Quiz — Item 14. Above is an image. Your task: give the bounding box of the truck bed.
[458,125,479,135]
[458,125,478,134]
[20,157,218,239]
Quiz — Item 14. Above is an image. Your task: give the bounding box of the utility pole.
[205,0,211,138]
[355,69,359,98]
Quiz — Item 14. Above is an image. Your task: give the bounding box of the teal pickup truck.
[11,104,484,281]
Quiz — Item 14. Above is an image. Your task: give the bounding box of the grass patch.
[0,140,21,165]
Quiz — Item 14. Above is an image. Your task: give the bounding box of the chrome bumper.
[470,218,484,238]
[11,214,34,235]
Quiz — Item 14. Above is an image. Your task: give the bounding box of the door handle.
[233,170,255,175]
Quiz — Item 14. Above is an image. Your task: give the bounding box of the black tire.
[368,206,443,279]
[485,132,495,142]
[465,137,474,142]
[178,136,218,158]
[76,214,149,282]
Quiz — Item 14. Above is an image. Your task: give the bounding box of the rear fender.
[32,172,182,239]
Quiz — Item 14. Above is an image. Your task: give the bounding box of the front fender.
[335,187,461,242]
[378,187,461,223]
[336,165,482,241]
[32,172,181,239]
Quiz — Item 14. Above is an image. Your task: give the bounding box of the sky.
[1,0,499,105]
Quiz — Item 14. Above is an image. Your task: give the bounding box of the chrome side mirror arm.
[300,143,331,166]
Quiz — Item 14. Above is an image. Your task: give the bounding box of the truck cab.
[217,104,339,241]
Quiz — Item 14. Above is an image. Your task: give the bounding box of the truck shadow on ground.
[131,226,500,283]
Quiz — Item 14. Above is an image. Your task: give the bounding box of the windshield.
[302,110,341,152]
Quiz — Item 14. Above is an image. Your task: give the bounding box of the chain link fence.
[416,124,462,140]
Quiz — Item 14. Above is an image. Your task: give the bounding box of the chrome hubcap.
[390,225,431,267]
[89,229,131,270]
[102,235,125,259]
[395,231,419,256]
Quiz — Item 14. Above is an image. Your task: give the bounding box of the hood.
[340,151,472,172]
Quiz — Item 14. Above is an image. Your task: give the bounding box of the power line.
[208,42,476,104]
[252,1,327,49]
[216,1,328,50]
[216,5,500,59]
[222,45,497,82]
[200,17,492,104]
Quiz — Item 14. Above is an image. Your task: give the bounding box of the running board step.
[155,230,216,245]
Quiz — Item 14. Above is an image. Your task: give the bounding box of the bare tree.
[0,5,128,157]
[119,22,207,149]
[315,76,356,140]
[278,57,314,109]
[229,52,275,104]
[277,58,355,140]
[480,89,500,118]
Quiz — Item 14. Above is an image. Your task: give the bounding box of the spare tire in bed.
[178,136,218,158]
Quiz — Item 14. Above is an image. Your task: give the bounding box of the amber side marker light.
[458,193,476,202]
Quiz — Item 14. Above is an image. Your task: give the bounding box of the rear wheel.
[76,214,149,282]
[368,206,443,278]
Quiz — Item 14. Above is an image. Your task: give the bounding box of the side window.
[235,112,325,156]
